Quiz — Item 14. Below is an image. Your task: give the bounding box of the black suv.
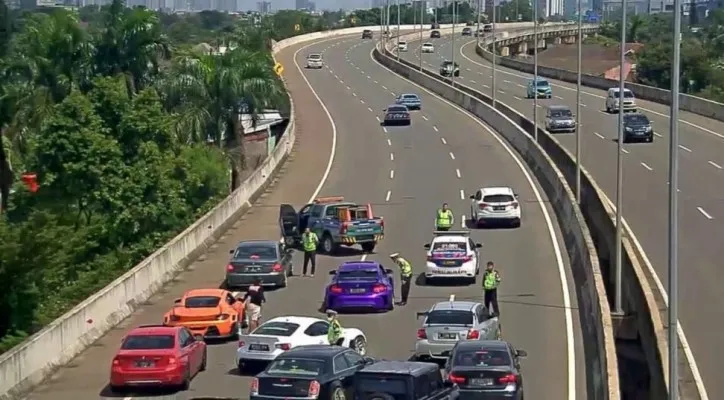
[622,113,654,143]
[362,29,373,39]
[461,27,472,36]
[354,360,459,400]
[430,30,441,38]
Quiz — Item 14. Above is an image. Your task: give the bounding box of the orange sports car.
[163,288,246,340]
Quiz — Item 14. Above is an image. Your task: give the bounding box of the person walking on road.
[390,253,413,306]
[302,227,319,277]
[326,309,344,345]
[482,261,501,316]
[435,203,454,231]
[243,278,266,333]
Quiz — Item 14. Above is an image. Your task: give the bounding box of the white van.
[605,87,637,113]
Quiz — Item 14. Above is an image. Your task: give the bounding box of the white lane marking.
[376,116,381,122]
[374,80,379,84]
[387,139,392,146]
[498,90,505,94]
[470,80,477,83]
[360,99,365,104]
[449,152,455,160]
[391,92,396,96]
[679,144,692,152]
[386,190,391,202]
[460,214,466,229]
[503,80,511,84]
[360,254,368,261]
[382,85,388,90]
[371,45,576,399]
[339,80,344,84]
[383,127,388,133]
[458,39,723,141]
[697,207,713,219]
[555,95,564,100]
[422,115,429,120]
[594,132,605,139]
[455,168,461,178]
[580,103,587,107]
[449,294,455,302]
[482,84,490,88]
[621,148,629,154]
[433,126,439,132]
[390,170,395,179]
[441,137,447,144]
[346,86,351,90]
[654,132,663,137]
[367,75,371,79]
[640,162,653,171]
[352,92,357,97]
[708,160,722,169]
[390,153,394,161]
[368,107,373,112]
[460,189,465,200]
[514,96,524,100]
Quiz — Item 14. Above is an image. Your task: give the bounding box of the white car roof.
[479,186,515,196]
[609,87,632,93]
[432,235,469,244]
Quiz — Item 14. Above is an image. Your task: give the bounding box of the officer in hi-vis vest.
[302,227,319,277]
[482,261,501,316]
[435,203,454,231]
[390,253,413,306]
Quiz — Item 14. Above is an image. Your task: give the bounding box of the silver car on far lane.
[414,299,501,361]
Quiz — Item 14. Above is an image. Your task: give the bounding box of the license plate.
[349,288,366,294]
[135,360,154,368]
[437,269,461,274]
[246,266,261,272]
[438,333,456,339]
[470,378,494,386]
[443,260,457,265]
[493,206,505,211]
[249,344,269,351]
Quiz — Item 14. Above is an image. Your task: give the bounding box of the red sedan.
[110,324,207,392]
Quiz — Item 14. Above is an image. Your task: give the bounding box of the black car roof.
[277,345,350,360]
[360,360,438,376]
[455,339,510,351]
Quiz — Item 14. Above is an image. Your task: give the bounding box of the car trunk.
[229,260,278,274]
[258,376,315,397]
[429,251,467,267]
[172,305,224,322]
[337,280,382,295]
[481,195,516,213]
[239,334,281,353]
[450,366,515,390]
[115,349,175,370]
[425,325,472,344]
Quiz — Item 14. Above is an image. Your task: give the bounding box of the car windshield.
[184,296,221,308]
[613,90,634,98]
[403,95,418,100]
[388,106,407,113]
[267,358,325,376]
[453,349,512,367]
[122,334,175,350]
[337,269,379,281]
[356,375,409,395]
[253,322,300,336]
[423,43,432,47]
[233,244,277,260]
[399,41,407,45]
[625,115,649,125]
[483,194,514,203]
[550,109,572,118]
[426,310,474,326]
[535,80,549,87]
[308,54,321,60]
[432,242,467,252]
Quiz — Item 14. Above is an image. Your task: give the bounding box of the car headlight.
[625,127,632,132]
[646,126,653,132]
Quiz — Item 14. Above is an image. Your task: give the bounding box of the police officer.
[482,261,501,316]
[435,203,454,231]
[302,227,319,277]
[390,253,413,306]
[326,309,344,345]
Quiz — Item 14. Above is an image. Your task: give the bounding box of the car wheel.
[200,349,207,371]
[321,234,336,254]
[330,382,346,400]
[386,295,395,311]
[179,366,191,390]
[351,336,367,356]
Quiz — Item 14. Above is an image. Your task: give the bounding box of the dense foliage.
[0,1,305,353]
[593,12,724,102]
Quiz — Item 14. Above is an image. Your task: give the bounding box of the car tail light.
[448,373,466,384]
[463,255,473,262]
[330,285,343,294]
[467,329,480,339]
[226,264,234,272]
[417,328,427,339]
[238,340,245,348]
[167,356,177,365]
[511,202,519,209]
[380,218,384,229]
[372,284,386,293]
[308,380,321,397]
[478,203,489,210]
[250,377,259,395]
[499,373,518,384]
[272,263,283,272]
[112,357,120,366]
[217,314,230,320]
[275,343,291,350]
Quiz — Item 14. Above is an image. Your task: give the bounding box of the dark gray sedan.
[226,240,293,289]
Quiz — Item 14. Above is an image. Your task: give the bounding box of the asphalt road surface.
[24,35,585,400]
[401,32,724,399]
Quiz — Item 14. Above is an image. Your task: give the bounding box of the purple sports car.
[324,261,395,312]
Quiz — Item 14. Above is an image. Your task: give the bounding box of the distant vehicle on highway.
[250,345,376,400]
[354,360,459,400]
[421,42,435,53]
[605,87,637,113]
[431,22,441,29]
[414,300,501,361]
[526,77,552,98]
[362,29,373,39]
[383,104,412,126]
[110,325,207,393]
[395,93,422,110]
[466,21,475,26]
[545,104,577,133]
[483,24,493,32]
[468,186,521,228]
[163,288,245,340]
[397,40,408,51]
[443,340,527,399]
[324,260,395,312]
[440,60,460,77]
[462,27,473,36]
[622,113,654,143]
[423,230,481,284]
[430,30,441,38]
[305,53,324,69]
[226,240,292,289]
[474,28,485,37]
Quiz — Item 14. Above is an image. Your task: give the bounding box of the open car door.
[279,204,298,244]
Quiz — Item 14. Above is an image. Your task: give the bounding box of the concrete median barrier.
[374,40,624,400]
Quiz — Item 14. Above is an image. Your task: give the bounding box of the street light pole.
[397,0,401,61]
[613,0,628,315]
[575,0,583,204]
[533,0,538,141]
[667,0,682,398]
[419,0,424,71]
[492,0,497,106]
[451,0,457,86]
[476,0,481,46]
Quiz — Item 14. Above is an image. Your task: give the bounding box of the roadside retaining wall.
[379,34,622,399]
[475,32,724,123]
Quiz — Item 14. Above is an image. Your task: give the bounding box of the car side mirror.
[173,298,182,304]
[514,193,519,198]
[329,270,337,275]
[516,349,528,357]
[475,243,482,248]
[469,194,475,199]
[424,244,431,249]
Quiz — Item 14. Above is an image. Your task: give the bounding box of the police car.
[423,231,482,284]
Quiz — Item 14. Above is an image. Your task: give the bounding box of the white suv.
[397,40,408,52]
[305,54,324,69]
[605,87,637,113]
[469,187,521,228]
[421,43,435,53]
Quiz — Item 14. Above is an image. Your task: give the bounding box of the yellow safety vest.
[328,319,343,343]
[303,232,318,252]
[436,209,453,228]
[483,270,500,290]
[397,258,413,278]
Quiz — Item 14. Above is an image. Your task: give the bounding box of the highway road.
[24,34,584,400]
[400,32,724,398]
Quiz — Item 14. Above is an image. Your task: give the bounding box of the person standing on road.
[482,261,501,316]
[435,203,454,231]
[390,253,413,306]
[302,227,319,277]
[326,309,344,345]
[243,279,266,333]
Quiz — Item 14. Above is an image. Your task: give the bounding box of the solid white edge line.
[369,44,577,399]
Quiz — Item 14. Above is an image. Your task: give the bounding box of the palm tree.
[157,46,284,190]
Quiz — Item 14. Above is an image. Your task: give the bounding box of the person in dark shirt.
[243,279,265,333]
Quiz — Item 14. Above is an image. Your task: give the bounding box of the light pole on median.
[476,0,481,46]
[613,0,628,316]
[533,0,538,141]
[492,0,497,106]
[397,0,401,61]
[667,0,682,398]
[451,0,457,86]
[575,0,583,204]
[419,0,424,71]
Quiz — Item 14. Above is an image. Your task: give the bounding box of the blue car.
[324,261,395,312]
[526,77,552,99]
[395,93,422,110]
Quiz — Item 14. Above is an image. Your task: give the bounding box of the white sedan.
[423,230,481,284]
[421,43,435,53]
[236,316,367,371]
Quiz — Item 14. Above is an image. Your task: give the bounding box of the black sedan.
[430,30,441,38]
[622,113,654,143]
[462,27,473,36]
[226,240,293,288]
[383,105,411,126]
[250,345,376,400]
[444,340,527,400]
